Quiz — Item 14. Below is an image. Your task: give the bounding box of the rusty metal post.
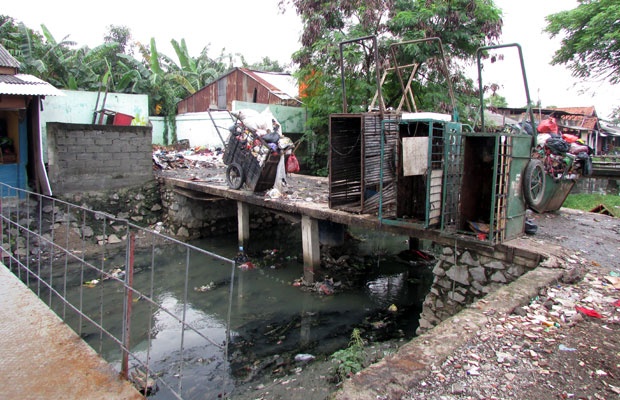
[120,231,135,380]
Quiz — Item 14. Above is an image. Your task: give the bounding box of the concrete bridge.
[161,173,547,335]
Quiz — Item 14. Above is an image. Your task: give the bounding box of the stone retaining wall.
[417,243,540,334]
[158,179,289,241]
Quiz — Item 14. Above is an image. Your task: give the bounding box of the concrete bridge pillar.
[301,215,320,284]
[237,201,250,250]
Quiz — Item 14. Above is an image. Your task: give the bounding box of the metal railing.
[0,182,237,399]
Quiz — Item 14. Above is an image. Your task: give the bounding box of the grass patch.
[563,194,620,217]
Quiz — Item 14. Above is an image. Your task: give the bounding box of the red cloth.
[575,306,603,318]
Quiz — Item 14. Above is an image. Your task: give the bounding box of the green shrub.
[331,328,366,381]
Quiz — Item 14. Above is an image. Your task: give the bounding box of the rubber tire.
[226,163,245,190]
[523,159,546,209]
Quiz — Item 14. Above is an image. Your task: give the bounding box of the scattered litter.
[575,306,603,319]
[130,367,158,396]
[238,261,255,270]
[194,282,215,292]
[558,344,576,352]
[83,279,99,288]
[294,353,315,362]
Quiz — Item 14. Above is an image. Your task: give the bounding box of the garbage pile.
[229,108,295,168]
[406,259,620,399]
[152,145,225,170]
[533,117,594,180]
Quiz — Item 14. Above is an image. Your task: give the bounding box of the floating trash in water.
[238,261,255,270]
[294,353,315,362]
[83,279,99,288]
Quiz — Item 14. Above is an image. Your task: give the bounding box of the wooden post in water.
[301,215,320,283]
[237,201,250,250]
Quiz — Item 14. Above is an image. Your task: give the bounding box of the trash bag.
[545,137,570,155]
[286,153,300,173]
[562,133,579,143]
[262,131,280,143]
[577,152,592,176]
[537,117,558,134]
[278,136,294,150]
[569,142,589,155]
[519,121,534,135]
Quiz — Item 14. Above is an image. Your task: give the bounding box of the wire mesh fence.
[0,182,237,399]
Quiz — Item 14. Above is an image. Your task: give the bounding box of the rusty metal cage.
[328,112,399,214]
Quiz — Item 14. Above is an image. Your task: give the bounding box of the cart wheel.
[523,159,546,209]
[226,163,245,190]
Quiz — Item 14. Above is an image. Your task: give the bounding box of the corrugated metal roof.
[0,74,65,96]
[241,69,299,101]
[0,45,21,69]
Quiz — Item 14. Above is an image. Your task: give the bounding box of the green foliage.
[563,194,620,217]
[545,0,620,84]
[285,0,503,174]
[485,93,508,108]
[2,14,242,144]
[331,328,366,382]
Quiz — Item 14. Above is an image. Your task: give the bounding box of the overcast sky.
[3,0,617,118]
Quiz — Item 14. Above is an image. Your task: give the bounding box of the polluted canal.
[46,223,434,399]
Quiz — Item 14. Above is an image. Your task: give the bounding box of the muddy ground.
[154,155,620,400]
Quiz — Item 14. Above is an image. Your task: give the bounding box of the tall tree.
[545,0,620,85]
[280,0,503,174]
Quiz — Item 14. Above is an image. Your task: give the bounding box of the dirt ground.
[154,155,620,400]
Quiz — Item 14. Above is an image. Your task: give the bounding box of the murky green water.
[39,227,433,399]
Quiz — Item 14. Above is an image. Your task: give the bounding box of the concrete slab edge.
[333,265,566,400]
[0,264,144,399]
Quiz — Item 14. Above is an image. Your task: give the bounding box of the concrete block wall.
[47,122,153,194]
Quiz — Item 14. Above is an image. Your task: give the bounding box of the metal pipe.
[120,231,135,380]
[476,43,535,136]
[339,35,383,117]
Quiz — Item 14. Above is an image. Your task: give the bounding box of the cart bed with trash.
[223,110,296,192]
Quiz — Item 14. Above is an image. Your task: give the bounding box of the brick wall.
[47,122,152,194]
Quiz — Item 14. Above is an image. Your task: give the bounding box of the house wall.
[151,103,306,148]
[41,90,149,161]
[177,69,295,114]
[0,112,27,191]
[46,122,152,194]
[233,101,306,134]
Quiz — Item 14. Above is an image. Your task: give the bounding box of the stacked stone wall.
[417,244,540,334]
[158,180,290,241]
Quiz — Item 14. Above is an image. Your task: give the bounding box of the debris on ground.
[404,263,620,400]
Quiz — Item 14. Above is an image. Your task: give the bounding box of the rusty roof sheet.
[554,107,598,131]
[0,45,21,69]
[240,68,300,102]
[0,74,64,96]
